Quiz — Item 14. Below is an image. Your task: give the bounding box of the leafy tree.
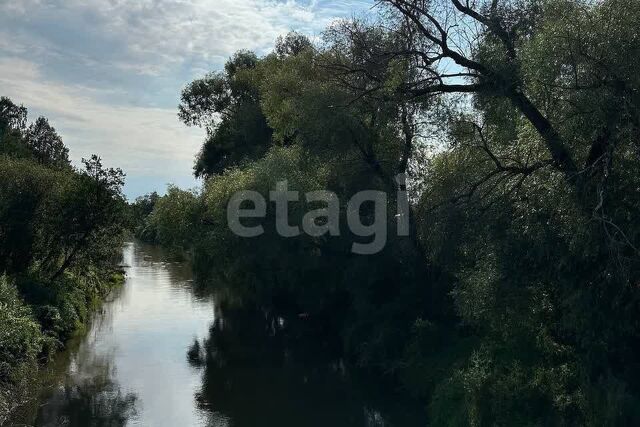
[343,0,640,423]
[0,97,27,135]
[129,192,160,242]
[179,50,272,178]
[171,34,451,383]
[0,97,32,160]
[148,185,201,254]
[274,31,313,58]
[26,117,70,168]
[49,155,126,280]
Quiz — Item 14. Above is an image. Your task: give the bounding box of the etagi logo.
[227,176,410,255]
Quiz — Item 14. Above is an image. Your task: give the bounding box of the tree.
[148,186,200,253]
[0,97,27,135]
[275,31,313,58]
[0,97,32,160]
[50,155,126,280]
[324,0,638,209]
[26,117,70,168]
[179,50,272,178]
[355,1,640,423]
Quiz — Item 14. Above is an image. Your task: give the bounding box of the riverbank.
[0,268,124,425]
[1,99,129,425]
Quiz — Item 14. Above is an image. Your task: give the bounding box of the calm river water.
[11,242,425,427]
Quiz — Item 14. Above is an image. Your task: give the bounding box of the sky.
[0,0,371,199]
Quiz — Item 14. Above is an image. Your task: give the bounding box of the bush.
[0,276,46,423]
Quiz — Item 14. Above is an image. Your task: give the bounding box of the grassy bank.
[0,270,124,424]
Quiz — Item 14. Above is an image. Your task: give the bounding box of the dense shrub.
[0,276,44,423]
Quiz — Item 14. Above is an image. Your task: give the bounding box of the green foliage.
[0,275,43,424]
[179,50,272,178]
[0,155,126,279]
[0,271,125,424]
[129,191,160,242]
[136,1,640,424]
[149,185,201,255]
[0,97,70,167]
[403,1,640,423]
[0,276,43,382]
[0,97,27,134]
[0,98,127,422]
[26,117,70,168]
[0,97,33,161]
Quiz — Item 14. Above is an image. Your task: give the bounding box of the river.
[10,241,425,427]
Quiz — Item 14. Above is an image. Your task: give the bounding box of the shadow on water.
[8,242,425,426]
[191,303,425,427]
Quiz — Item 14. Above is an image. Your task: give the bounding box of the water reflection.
[12,242,424,427]
[35,352,138,426]
[193,304,425,427]
[16,242,215,426]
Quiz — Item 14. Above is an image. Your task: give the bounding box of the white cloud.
[0,0,372,196]
[0,57,203,178]
[1,0,359,76]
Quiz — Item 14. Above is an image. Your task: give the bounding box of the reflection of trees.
[132,241,215,302]
[35,352,138,427]
[193,303,424,427]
